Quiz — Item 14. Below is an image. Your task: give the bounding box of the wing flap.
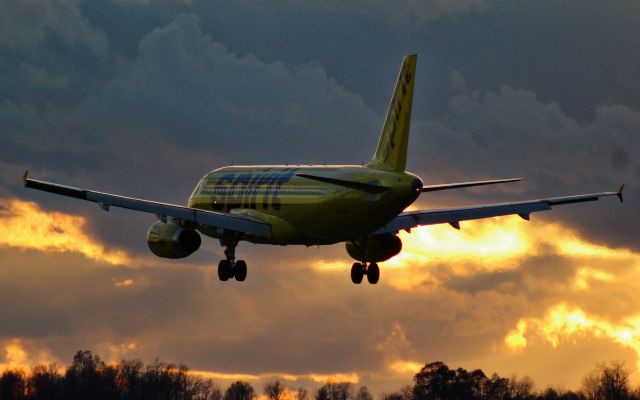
[24,173,272,238]
[374,189,621,234]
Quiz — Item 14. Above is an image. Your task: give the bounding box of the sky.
[0,0,639,395]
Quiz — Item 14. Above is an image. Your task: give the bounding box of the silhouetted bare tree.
[1,369,27,400]
[581,362,630,400]
[315,382,353,400]
[224,380,255,400]
[3,351,640,400]
[381,392,404,400]
[485,373,509,400]
[399,385,413,400]
[316,384,329,400]
[64,350,116,400]
[28,364,64,400]
[413,362,453,400]
[265,381,286,400]
[114,359,143,400]
[297,386,309,400]
[413,362,494,400]
[354,386,372,400]
[508,375,534,399]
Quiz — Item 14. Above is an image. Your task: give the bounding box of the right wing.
[421,178,523,192]
[374,186,624,234]
[23,171,272,238]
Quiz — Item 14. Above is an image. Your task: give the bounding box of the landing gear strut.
[350,262,379,285]
[217,235,248,282]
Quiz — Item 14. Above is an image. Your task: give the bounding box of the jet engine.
[147,221,201,259]
[345,233,402,262]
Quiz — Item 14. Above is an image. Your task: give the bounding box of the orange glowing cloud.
[190,369,359,384]
[505,303,640,370]
[315,215,637,292]
[113,278,135,288]
[572,267,614,290]
[0,339,60,372]
[388,360,423,374]
[393,217,636,271]
[0,198,130,265]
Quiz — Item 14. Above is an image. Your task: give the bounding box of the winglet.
[22,170,29,185]
[617,184,625,203]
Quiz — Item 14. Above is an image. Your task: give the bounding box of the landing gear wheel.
[351,262,364,284]
[367,262,380,284]
[234,260,247,281]
[218,259,232,281]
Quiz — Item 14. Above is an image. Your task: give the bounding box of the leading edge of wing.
[23,172,271,238]
[421,177,523,192]
[373,187,624,234]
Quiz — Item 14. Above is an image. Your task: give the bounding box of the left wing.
[22,171,272,238]
[374,186,624,234]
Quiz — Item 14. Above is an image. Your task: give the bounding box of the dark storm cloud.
[76,13,379,161]
[0,0,107,56]
[408,84,638,249]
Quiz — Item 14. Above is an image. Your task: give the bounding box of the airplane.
[23,54,623,285]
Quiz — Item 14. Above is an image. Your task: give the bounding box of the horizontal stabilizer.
[296,173,390,194]
[421,178,523,193]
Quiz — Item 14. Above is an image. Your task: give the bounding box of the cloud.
[505,303,640,371]
[0,198,130,265]
[0,0,107,57]
[0,339,59,371]
[77,13,379,164]
[409,85,637,250]
[266,0,489,26]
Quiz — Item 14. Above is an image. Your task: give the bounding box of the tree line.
[0,350,637,400]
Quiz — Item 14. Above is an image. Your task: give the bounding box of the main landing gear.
[218,259,247,281]
[350,262,380,285]
[217,235,248,282]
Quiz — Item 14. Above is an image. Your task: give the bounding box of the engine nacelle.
[345,233,402,262]
[147,221,201,259]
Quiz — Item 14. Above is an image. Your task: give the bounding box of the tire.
[351,262,364,284]
[234,260,247,281]
[218,260,230,281]
[367,262,380,284]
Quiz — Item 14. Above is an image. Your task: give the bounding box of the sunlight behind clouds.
[0,199,130,265]
[505,303,640,370]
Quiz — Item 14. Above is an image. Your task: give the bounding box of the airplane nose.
[411,178,423,193]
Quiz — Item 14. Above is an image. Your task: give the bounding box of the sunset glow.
[505,303,640,369]
[190,370,360,384]
[392,216,636,273]
[0,199,130,265]
[389,360,424,374]
[0,340,59,372]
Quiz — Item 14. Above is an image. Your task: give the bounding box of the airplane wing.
[373,187,624,234]
[421,178,523,192]
[22,171,272,238]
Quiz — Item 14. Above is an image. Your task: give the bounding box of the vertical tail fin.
[368,54,417,172]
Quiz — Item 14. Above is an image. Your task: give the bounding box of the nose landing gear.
[350,262,380,285]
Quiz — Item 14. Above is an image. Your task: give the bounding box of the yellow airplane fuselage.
[188,165,421,245]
